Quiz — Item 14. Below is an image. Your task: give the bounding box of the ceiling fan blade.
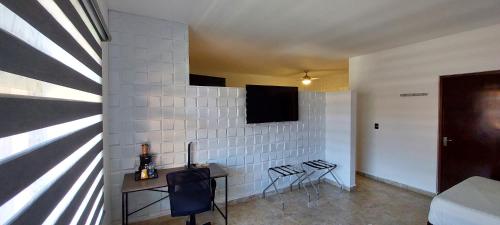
[311,77,320,80]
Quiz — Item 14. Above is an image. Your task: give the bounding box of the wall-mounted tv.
[246,85,299,123]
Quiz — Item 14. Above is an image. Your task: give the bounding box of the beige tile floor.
[132,176,431,225]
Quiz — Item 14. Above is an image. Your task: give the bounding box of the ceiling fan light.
[302,78,312,85]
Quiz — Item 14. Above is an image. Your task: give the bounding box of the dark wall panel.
[190,74,226,87]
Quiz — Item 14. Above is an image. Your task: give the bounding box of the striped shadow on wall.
[0,0,109,224]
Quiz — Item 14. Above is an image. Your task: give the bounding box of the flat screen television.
[246,85,299,123]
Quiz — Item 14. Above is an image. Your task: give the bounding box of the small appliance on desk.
[134,143,158,181]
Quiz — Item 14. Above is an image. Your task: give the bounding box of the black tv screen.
[246,85,299,123]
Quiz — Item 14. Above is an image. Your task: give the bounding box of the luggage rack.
[262,164,311,209]
[300,159,342,200]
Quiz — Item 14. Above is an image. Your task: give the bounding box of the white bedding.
[428,176,500,225]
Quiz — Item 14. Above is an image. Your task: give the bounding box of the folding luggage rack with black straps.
[262,164,311,209]
[300,159,343,200]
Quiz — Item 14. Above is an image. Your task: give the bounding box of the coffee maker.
[134,143,157,180]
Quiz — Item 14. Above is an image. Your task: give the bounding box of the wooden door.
[438,71,500,193]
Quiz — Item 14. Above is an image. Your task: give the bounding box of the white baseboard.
[356,171,436,197]
[323,178,355,191]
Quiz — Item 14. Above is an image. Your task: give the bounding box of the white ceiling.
[106,0,500,77]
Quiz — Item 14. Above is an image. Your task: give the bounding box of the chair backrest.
[166,168,212,217]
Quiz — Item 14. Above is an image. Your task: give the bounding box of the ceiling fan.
[301,70,319,85]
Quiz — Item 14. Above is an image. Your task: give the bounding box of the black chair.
[167,168,212,225]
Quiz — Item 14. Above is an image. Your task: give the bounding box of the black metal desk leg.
[125,192,129,225]
[225,176,228,225]
[122,193,125,225]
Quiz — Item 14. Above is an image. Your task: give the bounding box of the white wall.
[325,91,356,189]
[350,23,500,193]
[107,10,326,224]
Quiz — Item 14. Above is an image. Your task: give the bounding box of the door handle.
[443,137,453,147]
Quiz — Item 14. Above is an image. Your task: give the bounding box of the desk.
[122,164,228,225]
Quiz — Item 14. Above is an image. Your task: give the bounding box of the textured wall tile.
[198,108,209,118]
[173,86,186,96]
[161,142,174,153]
[149,107,162,120]
[186,120,197,129]
[195,150,208,162]
[162,153,174,165]
[197,129,208,139]
[185,108,197,118]
[218,119,228,128]
[197,119,208,129]
[186,87,197,97]
[161,96,174,107]
[207,98,217,107]
[217,97,228,107]
[207,87,218,98]
[121,158,135,170]
[173,97,184,107]
[108,11,326,223]
[186,129,196,140]
[185,97,196,108]
[227,128,237,137]
[149,96,161,107]
[134,96,148,107]
[197,97,208,107]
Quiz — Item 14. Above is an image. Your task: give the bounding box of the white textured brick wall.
[107,10,326,223]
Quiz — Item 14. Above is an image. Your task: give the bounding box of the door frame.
[437,69,500,193]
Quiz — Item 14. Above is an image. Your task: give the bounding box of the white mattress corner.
[428,176,500,225]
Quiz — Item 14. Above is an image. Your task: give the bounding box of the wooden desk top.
[122,163,228,193]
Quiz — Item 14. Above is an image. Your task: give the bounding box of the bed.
[428,176,500,225]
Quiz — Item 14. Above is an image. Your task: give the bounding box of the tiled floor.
[131,176,432,225]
